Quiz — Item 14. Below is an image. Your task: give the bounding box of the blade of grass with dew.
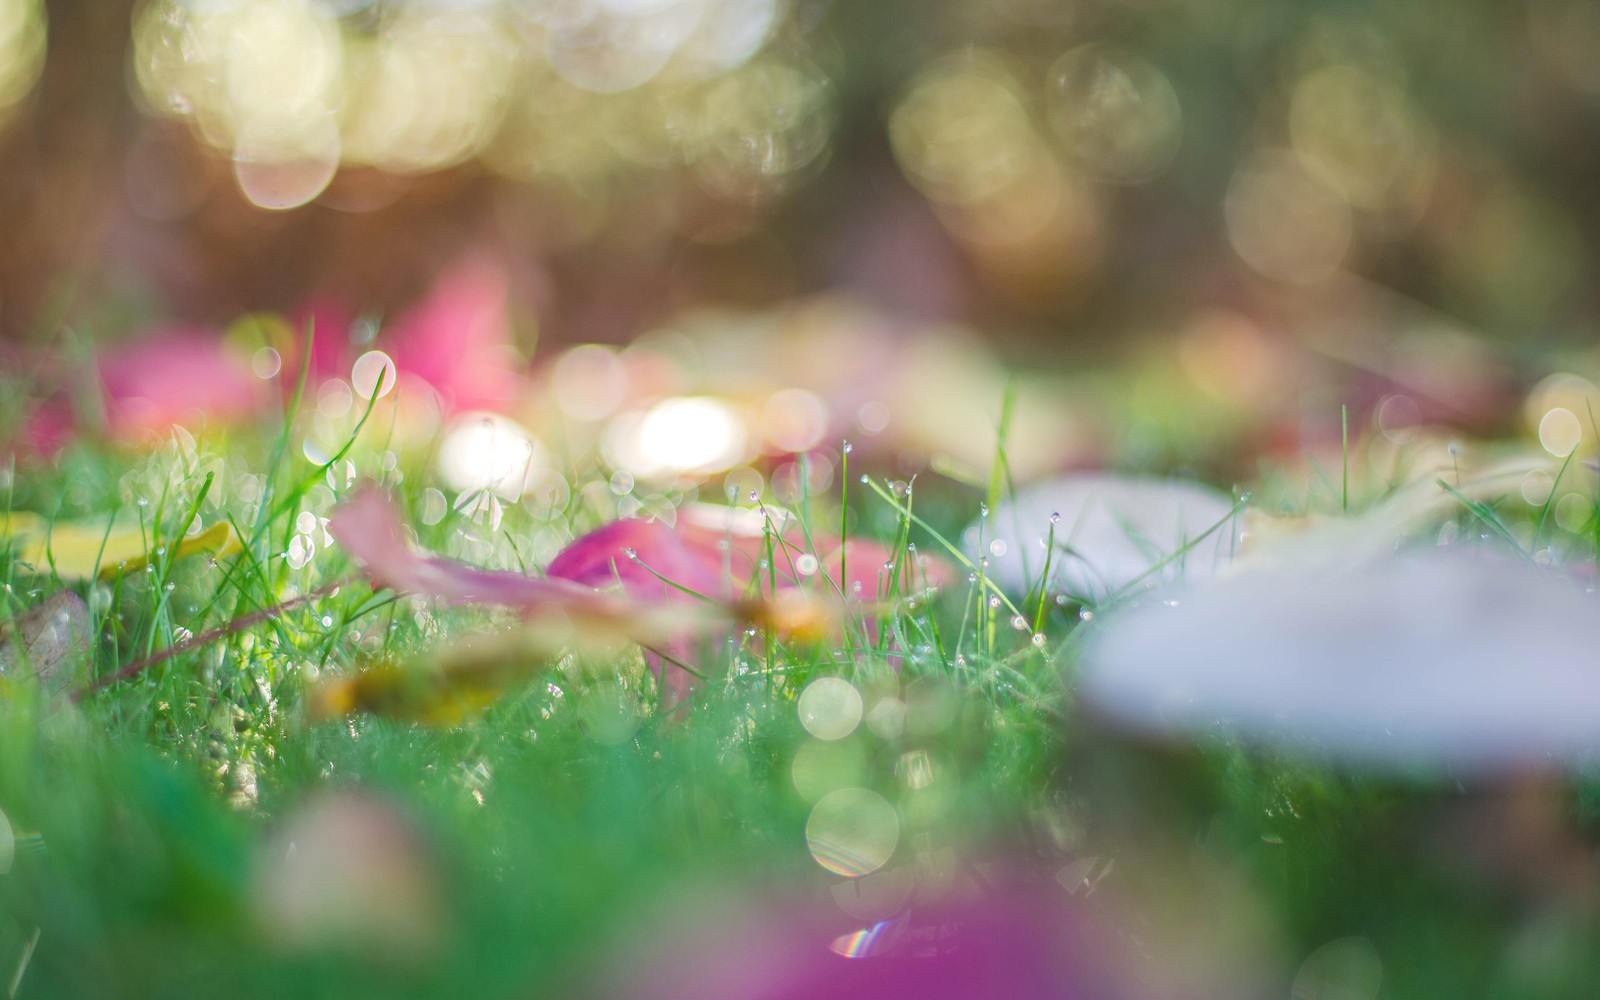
[1101,491,1252,605]
[1436,479,1527,557]
[1533,446,1576,552]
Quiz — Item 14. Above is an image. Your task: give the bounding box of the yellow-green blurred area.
[0,0,1597,362]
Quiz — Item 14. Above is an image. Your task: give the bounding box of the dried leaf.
[0,591,93,690]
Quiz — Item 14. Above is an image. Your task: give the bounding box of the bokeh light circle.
[1225,149,1351,284]
[1047,44,1182,183]
[805,787,899,878]
[437,412,546,499]
[797,676,863,740]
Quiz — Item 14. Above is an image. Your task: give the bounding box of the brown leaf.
[0,591,93,690]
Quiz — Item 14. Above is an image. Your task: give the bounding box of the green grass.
[0,381,1598,999]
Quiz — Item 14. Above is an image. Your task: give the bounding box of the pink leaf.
[546,518,734,603]
[98,327,266,440]
[327,489,630,617]
[385,258,519,413]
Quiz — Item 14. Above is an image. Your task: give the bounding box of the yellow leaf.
[305,618,647,725]
[4,515,242,581]
[0,512,45,545]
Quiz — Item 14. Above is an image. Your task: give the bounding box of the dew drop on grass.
[842,441,854,455]
[286,535,314,570]
[622,547,637,560]
[858,475,869,485]
[0,807,13,875]
[1078,608,1094,621]
[1010,614,1028,631]
[1050,511,1061,524]
[326,459,356,491]
[988,596,1001,609]
[1032,633,1047,647]
[419,488,447,526]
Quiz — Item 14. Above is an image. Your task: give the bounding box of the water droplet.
[419,488,447,526]
[1078,608,1094,621]
[1010,614,1028,630]
[1031,633,1047,647]
[842,441,854,454]
[749,490,760,502]
[1049,511,1061,524]
[979,503,989,518]
[286,535,314,570]
[988,596,1001,609]
[858,475,869,484]
[622,548,638,560]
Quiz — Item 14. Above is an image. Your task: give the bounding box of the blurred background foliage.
[0,0,1596,362]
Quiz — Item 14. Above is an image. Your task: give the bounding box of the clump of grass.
[0,380,1598,999]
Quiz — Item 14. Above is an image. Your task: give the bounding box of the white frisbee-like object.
[966,473,1241,601]
[1078,548,1600,772]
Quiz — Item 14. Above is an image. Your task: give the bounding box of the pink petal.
[546,518,734,602]
[822,538,956,602]
[327,489,626,616]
